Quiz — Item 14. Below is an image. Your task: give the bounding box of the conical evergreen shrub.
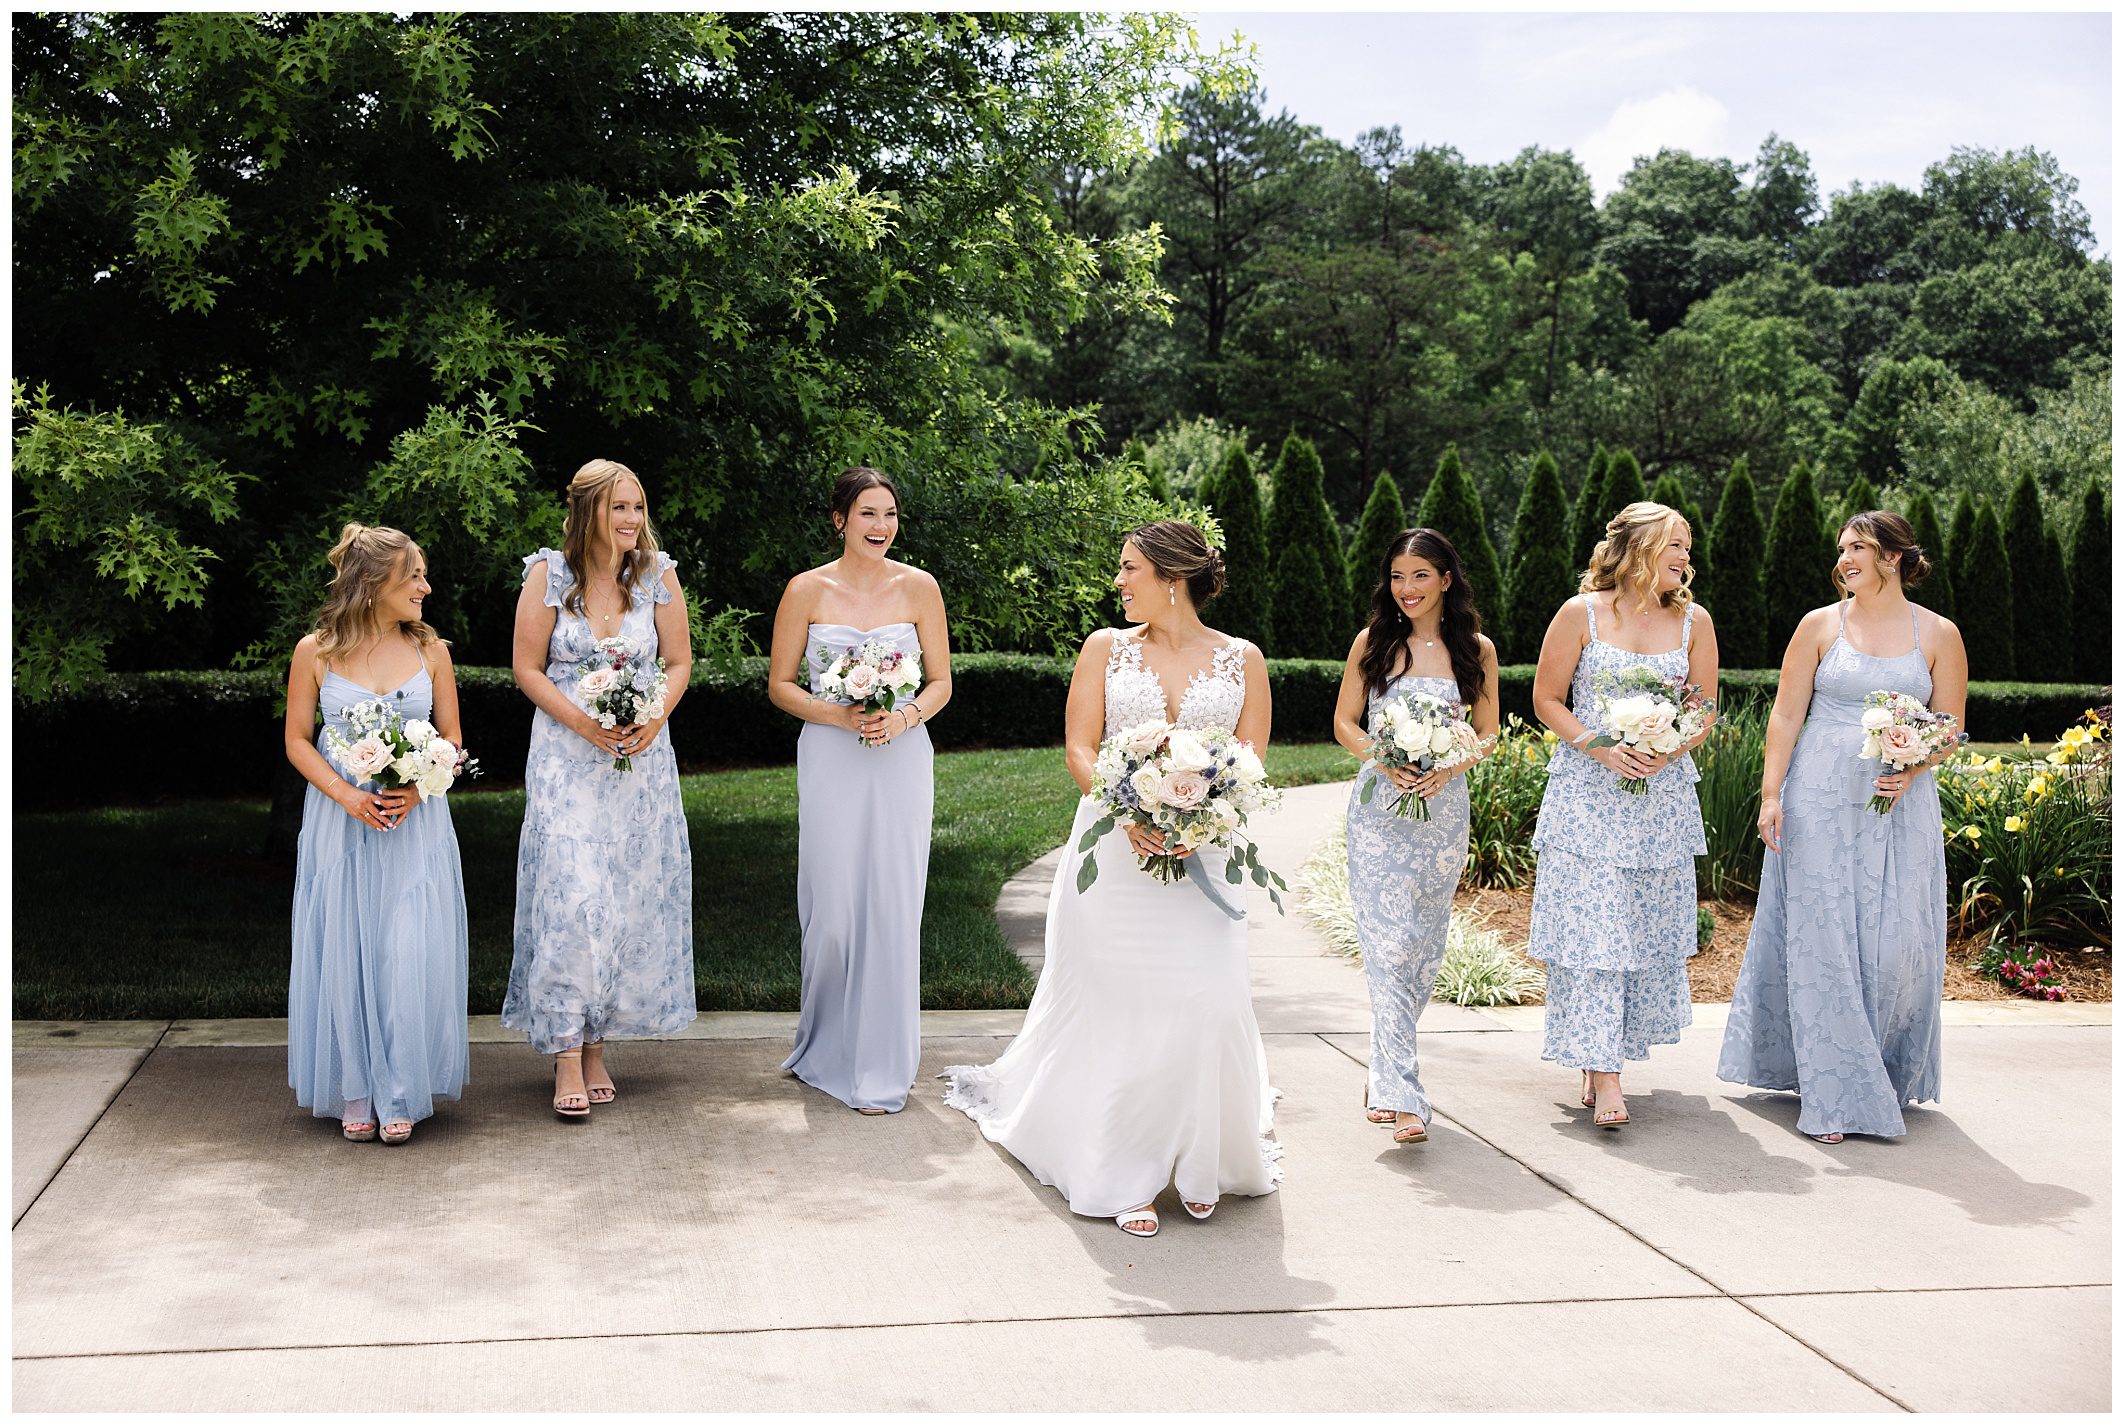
[1602,448,1649,515]
[1413,444,1504,633]
[1200,443,1271,648]
[1570,443,1610,568]
[1956,500,2015,679]
[1837,474,1880,532]
[1504,451,1576,664]
[1649,471,1704,548]
[2003,469,2067,674]
[2068,478,2109,684]
[1764,463,1831,653]
[1904,487,1955,621]
[1346,470,1407,628]
[1704,458,1769,668]
[1266,432,1348,656]
[1947,491,1978,582]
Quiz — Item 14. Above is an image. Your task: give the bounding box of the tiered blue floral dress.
[1528,598,1705,1070]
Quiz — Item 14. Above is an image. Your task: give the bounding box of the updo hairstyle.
[1126,519,1226,606]
[1838,509,1934,588]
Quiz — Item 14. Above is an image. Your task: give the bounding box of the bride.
[942,520,1281,1238]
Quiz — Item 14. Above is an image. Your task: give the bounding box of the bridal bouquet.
[325,698,481,799]
[1359,689,1483,821]
[813,638,922,746]
[578,635,668,772]
[1586,665,1716,795]
[1078,720,1287,913]
[1858,691,1962,813]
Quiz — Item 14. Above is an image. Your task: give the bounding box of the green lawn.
[15,742,1359,1021]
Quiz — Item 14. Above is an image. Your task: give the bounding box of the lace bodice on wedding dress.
[1104,630,1248,732]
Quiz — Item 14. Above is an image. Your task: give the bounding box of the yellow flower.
[2048,750,2071,766]
[1966,825,1982,842]
[2004,815,2025,832]
[2026,776,2050,801]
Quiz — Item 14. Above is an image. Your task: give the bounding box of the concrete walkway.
[12,782,2112,1411]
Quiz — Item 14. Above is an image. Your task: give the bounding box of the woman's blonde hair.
[560,459,662,619]
[1579,500,1694,613]
[311,523,439,666]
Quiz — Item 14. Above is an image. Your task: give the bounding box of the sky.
[1194,10,2112,255]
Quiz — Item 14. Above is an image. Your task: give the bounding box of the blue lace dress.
[1345,672,1470,1125]
[502,549,696,1055]
[288,653,470,1126]
[1717,604,1945,1137]
[1528,598,1706,1071]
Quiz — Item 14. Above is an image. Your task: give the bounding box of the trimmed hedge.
[16,659,2107,809]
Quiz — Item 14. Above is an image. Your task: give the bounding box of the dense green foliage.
[2067,479,2109,683]
[1501,452,1575,663]
[1266,432,1347,654]
[1569,444,1610,567]
[2004,468,2071,671]
[1649,471,1704,546]
[1198,442,1272,647]
[1346,469,1407,627]
[1904,487,1955,619]
[1703,458,1769,667]
[1957,501,2017,679]
[1413,445,1505,629]
[1764,463,1830,650]
[1601,448,1649,514]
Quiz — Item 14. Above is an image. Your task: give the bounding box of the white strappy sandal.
[1114,1206,1159,1237]
[1182,1200,1217,1220]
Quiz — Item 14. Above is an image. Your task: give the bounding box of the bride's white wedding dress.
[941,628,1281,1218]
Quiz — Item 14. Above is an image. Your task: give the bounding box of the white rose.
[1648,728,1684,755]
[578,667,619,699]
[416,759,455,797]
[390,752,427,785]
[427,737,459,769]
[1860,706,1893,732]
[642,697,666,722]
[1119,720,1169,757]
[1165,729,1212,770]
[341,735,393,780]
[1639,702,1677,739]
[1393,724,1426,754]
[1231,743,1265,782]
[1383,700,1412,727]
[889,660,922,692]
[842,663,881,701]
[1129,765,1164,807]
[402,719,437,748]
[1428,724,1458,757]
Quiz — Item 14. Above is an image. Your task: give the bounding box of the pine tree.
[2039,528,2074,671]
[1503,451,1576,664]
[1602,448,1648,515]
[1764,463,1831,653]
[1346,469,1407,628]
[1703,458,1769,668]
[2003,468,2066,676]
[1956,499,2015,680]
[1649,471,1704,546]
[1570,443,1610,568]
[1836,474,1881,532]
[1123,437,1169,503]
[1200,443,1271,648]
[1413,444,1505,633]
[1946,490,1978,583]
[1904,487,1955,621]
[1266,431,1348,656]
[2068,478,2109,684]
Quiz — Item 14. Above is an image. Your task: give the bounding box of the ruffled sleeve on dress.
[524,549,572,610]
[647,551,679,606]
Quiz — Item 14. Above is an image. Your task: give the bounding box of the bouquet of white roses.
[578,635,668,772]
[325,698,481,800]
[1360,689,1483,821]
[1858,691,1963,813]
[1586,664,1716,795]
[1077,719,1288,913]
[813,638,922,747]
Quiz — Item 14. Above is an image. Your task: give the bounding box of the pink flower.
[842,663,881,701]
[1878,723,1924,764]
[1158,769,1211,810]
[579,667,619,699]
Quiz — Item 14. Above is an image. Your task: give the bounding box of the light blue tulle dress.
[1528,598,1706,1071]
[1718,603,1946,1137]
[502,549,696,1055]
[1345,672,1471,1126]
[288,653,470,1126]
[783,622,934,1112]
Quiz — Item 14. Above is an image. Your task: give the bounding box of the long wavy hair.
[1360,528,1485,705]
[1580,500,1694,613]
[310,523,439,667]
[559,459,663,619]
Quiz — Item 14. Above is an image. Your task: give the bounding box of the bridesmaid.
[1528,501,1719,1129]
[768,467,952,1114]
[1332,529,1498,1145]
[1718,511,1967,1142]
[504,459,696,1119]
[285,524,470,1144]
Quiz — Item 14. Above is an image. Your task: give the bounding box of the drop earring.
[1168,583,1176,606]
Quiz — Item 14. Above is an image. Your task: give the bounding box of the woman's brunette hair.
[1837,509,1934,590]
[831,466,903,532]
[559,459,663,620]
[310,523,438,666]
[1360,528,1485,705]
[1124,519,1226,606]
[1580,500,1694,613]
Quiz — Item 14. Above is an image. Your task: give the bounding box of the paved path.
[12,782,2112,1410]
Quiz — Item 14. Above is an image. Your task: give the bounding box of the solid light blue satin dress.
[1718,603,1946,1137]
[288,655,470,1126]
[1345,672,1471,1125]
[783,622,934,1112]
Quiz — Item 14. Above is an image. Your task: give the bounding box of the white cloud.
[1577,86,1732,197]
